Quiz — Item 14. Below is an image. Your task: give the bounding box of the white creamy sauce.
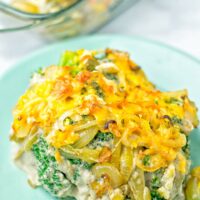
[158,163,176,199]
[95,63,119,73]
[30,73,45,86]
[11,126,105,200]
[13,143,40,186]
[58,160,74,181]
[15,147,98,199]
[74,169,96,200]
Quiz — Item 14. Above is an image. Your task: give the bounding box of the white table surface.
[1,0,200,76]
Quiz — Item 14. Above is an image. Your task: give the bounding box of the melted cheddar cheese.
[11,48,198,174]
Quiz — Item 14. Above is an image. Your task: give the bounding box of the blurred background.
[0,0,200,75]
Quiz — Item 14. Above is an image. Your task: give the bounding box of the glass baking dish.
[0,0,138,39]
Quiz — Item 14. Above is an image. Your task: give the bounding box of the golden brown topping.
[11,49,198,174]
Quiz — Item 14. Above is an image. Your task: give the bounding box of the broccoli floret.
[124,196,132,200]
[58,51,80,77]
[36,67,45,76]
[149,169,166,200]
[94,131,113,142]
[151,174,161,189]
[68,158,93,170]
[182,136,190,158]
[151,190,166,200]
[88,131,114,149]
[165,97,183,106]
[64,117,74,125]
[104,73,118,82]
[32,137,73,197]
[59,51,79,67]
[91,81,104,98]
[151,169,165,187]
[85,58,99,71]
[72,169,80,182]
[143,155,151,166]
[171,116,183,125]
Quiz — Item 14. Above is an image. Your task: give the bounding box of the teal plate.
[0,35,199,200]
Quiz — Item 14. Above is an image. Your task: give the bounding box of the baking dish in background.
[0,0,138,39]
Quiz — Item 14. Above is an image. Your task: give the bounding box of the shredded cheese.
[11,49,198,173]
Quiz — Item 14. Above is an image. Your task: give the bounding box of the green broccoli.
[59,51,79,67]
[165,97,183,106]
[171,116,183,125]
[89,131,113,148]
[182,136,190,158]
[91,81,104,98]
[143,155,151,166]
[93,131,113,142]
[68,158,93,170]
[151,190,166,200]
[32,137,73,197]
[90,131,113,146]
[149,169,166,200]
[58,51,80,76]
[64,117,74,125]
[72,169,80,182]
[36,67,45,76]
[85,58,99,71]
[103,73,118,82]
[124,196,132,200]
